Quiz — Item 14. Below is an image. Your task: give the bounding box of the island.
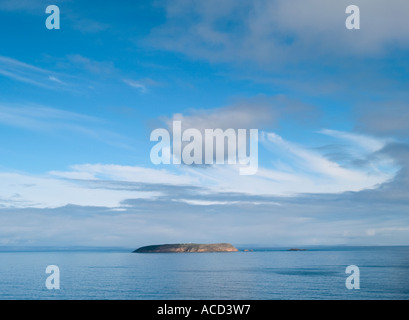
[288,248,307,251]
[133,243,238,253]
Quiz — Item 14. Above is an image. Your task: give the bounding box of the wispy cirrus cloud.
[123,78,163,94]
[0,54,164,97]
[319,129,387,153]
[66,54,116,75]
[0,103,101,132]
[45,128,397,200]
[50,163,197,186]
[0,103,135,150]
[0,56,72,90]
[48,75,64,84]
[260,131,396,194]
[0,171,160,209]
[0,0,53,11]
[123,79,148,94]
[0,94,398,207]
[68,15,110,34]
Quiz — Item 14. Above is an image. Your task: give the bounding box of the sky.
[0,0,409,247]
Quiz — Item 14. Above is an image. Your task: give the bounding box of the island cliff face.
[133,243,238,253]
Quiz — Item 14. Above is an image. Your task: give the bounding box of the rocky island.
[133,243,238,253]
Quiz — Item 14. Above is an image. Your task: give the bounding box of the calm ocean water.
[0,246,408,300]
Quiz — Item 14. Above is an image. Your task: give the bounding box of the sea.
[0,246,408,300]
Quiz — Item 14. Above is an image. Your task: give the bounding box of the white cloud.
[50,163,198,186]
[0,55,70,89]
[319,129,386,153]
[0,129,397,209]
[168,103,276,131]
[0,172,160,209]
[174,199,281,206]
[258,131,397,194]
[149,0,409,64]
[123,79,148,93]
[123,78,162,94]
[48,75,64,84]
[46,129,397,204]
[0,103,98,131]
[67,54,115,74]
[0,103,135,150]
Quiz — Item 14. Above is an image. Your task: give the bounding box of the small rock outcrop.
[133,243,238,253]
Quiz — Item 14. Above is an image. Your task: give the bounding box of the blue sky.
[0,0,409,247]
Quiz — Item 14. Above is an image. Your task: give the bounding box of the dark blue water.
[0,247,408,300]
